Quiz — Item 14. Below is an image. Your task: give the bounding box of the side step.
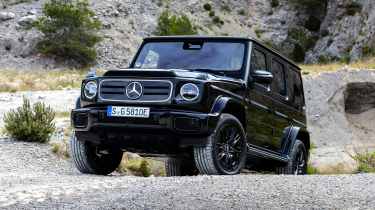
[247,144,289,163]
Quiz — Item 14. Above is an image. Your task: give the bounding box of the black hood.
[104,69,212,80]
[103,68,244,84]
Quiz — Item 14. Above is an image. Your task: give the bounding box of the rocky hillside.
[0,0,375,70]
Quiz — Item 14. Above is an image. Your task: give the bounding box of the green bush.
[304,16,321,32]
[362,43,375,57]
[221,4,231,13]
[203,3,212,11]
[270,0,279,8]
[4,98,56,143]
[208,11,215,17]
[290,0,327,10]
[212,16,224,26]
[33,0,102,66]
[238,9,246,16]
[154,10,197,36]
[346,2,362,16]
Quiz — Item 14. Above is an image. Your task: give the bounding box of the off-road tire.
[276,139,307,175]
[193,114,247,175]
[70,133,123,175]
[165,157,198,176]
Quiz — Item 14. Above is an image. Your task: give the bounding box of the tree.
[154,10,197,36]
[33,0,102,66]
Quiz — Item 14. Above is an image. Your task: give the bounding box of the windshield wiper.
[187,68,227,77]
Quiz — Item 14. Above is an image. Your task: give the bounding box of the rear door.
[269,57,294,153]
[246,45,274,149]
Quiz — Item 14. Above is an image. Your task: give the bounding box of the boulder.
[17,15,37,26]
[0,12,15,21]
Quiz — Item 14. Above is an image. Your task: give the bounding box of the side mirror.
[252,70,273,84]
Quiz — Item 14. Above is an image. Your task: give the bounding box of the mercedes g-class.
[70,36,310,176]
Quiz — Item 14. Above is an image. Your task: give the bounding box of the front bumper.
[71,107,219,150]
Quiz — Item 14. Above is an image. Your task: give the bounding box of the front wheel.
[193,114,247,175]
[70,133,123,175]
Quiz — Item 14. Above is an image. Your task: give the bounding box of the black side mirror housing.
[252,70,273,84]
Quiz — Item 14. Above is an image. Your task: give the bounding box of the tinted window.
[271,59,287,96]
[133,41,246,78]
[251,49,267,72]
[287,67,304,109]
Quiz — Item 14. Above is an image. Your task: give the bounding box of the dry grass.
[300,57,375,75]
[0,69,105,93]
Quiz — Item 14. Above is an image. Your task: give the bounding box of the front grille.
[99,79,173,103]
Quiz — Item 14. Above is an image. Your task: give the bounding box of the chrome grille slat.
[98,79,173,103]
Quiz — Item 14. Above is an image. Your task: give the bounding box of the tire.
[70,133,123,175]
[165,157,199,176]
[276,139,307,175]
[193,114,247,175]
[165,158,181,176]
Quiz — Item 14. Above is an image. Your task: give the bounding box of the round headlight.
[84,81,98,99]
[180,83,200,101]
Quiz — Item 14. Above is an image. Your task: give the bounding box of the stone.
[17,15,37,26]
[0,12,15,21]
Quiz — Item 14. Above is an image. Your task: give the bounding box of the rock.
[17,15,37,26]
[27,9,38,15]
[0,12,15,21]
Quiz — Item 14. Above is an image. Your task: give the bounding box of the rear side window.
[251,49,267,72]
[287,67,304,110]
[271,59,287,96]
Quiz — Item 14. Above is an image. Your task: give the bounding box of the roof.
[144,36,301,70]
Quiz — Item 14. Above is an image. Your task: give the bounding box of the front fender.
[209,96,243,116]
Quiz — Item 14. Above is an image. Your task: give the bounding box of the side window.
[251,49,267,72]
[288,67,304,110]
[271,59,287,96]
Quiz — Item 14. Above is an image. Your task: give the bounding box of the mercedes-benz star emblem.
[126,82,143,100]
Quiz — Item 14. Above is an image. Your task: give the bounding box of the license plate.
[107,106,150,118]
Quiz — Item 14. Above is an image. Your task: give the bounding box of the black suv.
[70,36,310,176]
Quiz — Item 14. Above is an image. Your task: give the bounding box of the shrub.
[221,4,231,13]
[287,27,318,62]
[203,3,212,11]
[290,0,327,10]
[353,151,375,173]
[345,2,362,16]
[154,10,197,36]
[212,16,224,26]
[304,16,321,32]
[238,9,246,16]
[307,164,319,174]
[271,0,279,8]
[362,42,375,57]
[208,11,215,17]
[4,98,56,143]
[33,0,102,66]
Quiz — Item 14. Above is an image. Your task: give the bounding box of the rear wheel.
[165,157,198,176]
[193,114,247,175]
[276,140,307,175]
[70,133,123,175]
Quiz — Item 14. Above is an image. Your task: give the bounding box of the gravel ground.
[1,138,375,210]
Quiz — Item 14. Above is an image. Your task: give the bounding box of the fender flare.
[209,96,243,116]
[282,126,310,158]
[75,97,81,109]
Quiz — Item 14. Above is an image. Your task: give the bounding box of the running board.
[247,144,289,163]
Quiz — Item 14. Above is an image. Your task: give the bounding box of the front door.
[246,46,274,149]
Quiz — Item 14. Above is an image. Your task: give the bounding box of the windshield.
[132,41,246,78]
